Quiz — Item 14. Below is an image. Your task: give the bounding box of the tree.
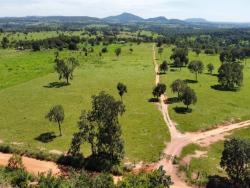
[218,62,243,90]
[115,48,121,57]
[171,79,187,99]
[160,60,168,74]
[153,84,167,99]
[102,47,108,53]
[117,83,127,102]
[69,92,125,171]
[173,57,183,70]
[207,63,215,74]
[158,47,164,57]
[54,58,78,84]
[220,138,250,187]
[170,48,189,66]
[32,42,41,51]
[68,42,78,51]
[181,87,197,110]
[45,105,64,136]
[193,48,201,56]
[1,37,9,49]
[188,60,204,81]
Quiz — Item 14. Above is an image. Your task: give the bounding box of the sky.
[0,0,249,22]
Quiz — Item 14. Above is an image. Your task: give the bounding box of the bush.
[8,154,25,170]
[11,169,31,188]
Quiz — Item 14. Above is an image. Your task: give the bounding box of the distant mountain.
[185,18,208,23]
[146,16,168,23]
[103,13,144,23]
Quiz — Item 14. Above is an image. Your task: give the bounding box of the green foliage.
[38,172,68,188]
[170,48,189,66]
[54,57,79,84]
[45,105,65,136]
[118,166,172,188]
[10,169,31,188]
[152,84,167,99]
[117,82,127,101]
[115,48,121,57]
[218,62,244,90]
[159,60,168,74]
[181,87,197,109]
[188,60,204,81]
[1,37,9,49]
[220,138,250,186]
[170,79,187,99]
[207,63,215,74]
[7,154,25,170]
[69,92,125,171]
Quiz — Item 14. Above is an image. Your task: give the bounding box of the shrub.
[8,154,25,170]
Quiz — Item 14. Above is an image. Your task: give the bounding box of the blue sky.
[0,0,249,22]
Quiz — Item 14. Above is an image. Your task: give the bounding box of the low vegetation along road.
[0,45,250,187]
[152,45,250,188]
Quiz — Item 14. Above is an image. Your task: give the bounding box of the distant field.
[158,46,250,132]
[0,43,169,162]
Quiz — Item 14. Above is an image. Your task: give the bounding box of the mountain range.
[0,12,250,29]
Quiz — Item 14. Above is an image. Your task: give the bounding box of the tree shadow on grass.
[184,79,198,84]
[166,97,180,104]
[43,82,69,88]
[148,98,159,103]
[35,132,57,143]
[174,107,192,114]
[205,73,218,77]
[210,85,238,92]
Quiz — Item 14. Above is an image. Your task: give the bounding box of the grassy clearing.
[0,43,169,162]
[158,46,250,132]
[183,127,250,184]
[179,144,204,159]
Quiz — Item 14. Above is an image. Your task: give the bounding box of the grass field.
[0,43,169,162]
[183,127,250,184]
[158,46,250,132]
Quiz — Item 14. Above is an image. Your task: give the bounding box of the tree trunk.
[186,105,189,110]
[196,73,198,81]
[66,77,69,84]
[58,121,62,136]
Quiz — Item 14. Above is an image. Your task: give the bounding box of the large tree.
[117,82,127,102]
[45,105,64,136]
[220,138,250,187]
[152,84,167,99]
[171,79,187,99]
[54,57,79,84]
[170,48,189,67]
[218,62,243,90]
[181,87,197,110]
[188,60,204,81]
[69,92,125,170]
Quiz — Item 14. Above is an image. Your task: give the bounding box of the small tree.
[220,138,250,186]
[8,154,25,170]
[1,37,9,49]
[45,105,64,136]
[115,48,121,57]
[207,63,215,74]
[171,79,187,99]
[54,58,78,84]
[153,84,167,99]
[170,48,189,66]
[188,60,204,81]
[193,48,201,56]
[160,60,168,74]
[181,87,197,110]
[117,83,127,102]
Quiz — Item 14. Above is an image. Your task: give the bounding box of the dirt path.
[152,45,250,188]
[0,152,61,175]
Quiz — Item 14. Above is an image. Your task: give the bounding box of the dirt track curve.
[152,45,250,188]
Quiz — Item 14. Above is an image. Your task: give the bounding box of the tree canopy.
[188,60,204,81]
